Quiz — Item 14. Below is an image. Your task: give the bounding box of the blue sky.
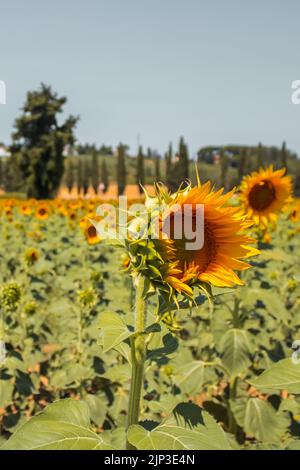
[1,0,300,157]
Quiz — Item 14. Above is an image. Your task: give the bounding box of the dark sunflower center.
[248,180,275,211]
[88,226,97,238]
[171,221,217,275]
[39,209,46,215]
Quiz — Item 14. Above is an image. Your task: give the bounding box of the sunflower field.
[1,168,300,451]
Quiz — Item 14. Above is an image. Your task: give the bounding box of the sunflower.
[289,200,300,223]
[67,210,77,221]
[19,203,32,216]
[84,219,101,245]
[156,183,259,294]
[24,248,40,265]
[240,166,292,228]
[125,182,259,298]
[35,203,50,220]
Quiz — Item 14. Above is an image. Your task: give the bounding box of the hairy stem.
[126,275,147,450]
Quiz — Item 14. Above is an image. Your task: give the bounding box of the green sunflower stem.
[126,274,147,450]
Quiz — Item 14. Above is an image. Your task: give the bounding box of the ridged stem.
[126,275,147,450]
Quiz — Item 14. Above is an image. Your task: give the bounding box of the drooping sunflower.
[240,166,292,228]
[125,182,259,299]
[157,183,259,295]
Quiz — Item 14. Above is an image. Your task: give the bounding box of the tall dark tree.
[65,159,75,193]
[101,159,109,193]
[77,159,83,195]
[280,141,288,170]
[165,143,173,187]
[256,142,264,168]
[177,136,189,183]
[10,84,78,199]
[220,148,229,189]
[117,143,126,195]
[136,145,145,193]
[82,159,90,195]
[91,151,99,194]
[0,159,3,189]
[167,137,189,191]
[154,156,160,181]
[238,147,247,182]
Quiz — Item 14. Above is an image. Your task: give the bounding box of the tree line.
[0,83,300,198]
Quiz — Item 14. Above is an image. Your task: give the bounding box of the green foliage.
[251,359,300,393]
[127,405,231,450]
[0,210,299,450]
[1,400,110,450]
[10,84,78,199]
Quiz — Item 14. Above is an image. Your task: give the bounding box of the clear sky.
[1,0,300,157]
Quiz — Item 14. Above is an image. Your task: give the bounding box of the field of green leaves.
[0,199,300,450]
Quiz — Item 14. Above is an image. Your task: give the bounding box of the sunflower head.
[240,166,292,228]
[0,283,22,311]
[124,181,259,302]
[24,248,40,265]
[77,288,97,308]
[35,203,50,220]
[289,200,300,223]
[19,203,32,216]
[84,220,101,245]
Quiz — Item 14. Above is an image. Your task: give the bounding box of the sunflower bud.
[0,283,22,311]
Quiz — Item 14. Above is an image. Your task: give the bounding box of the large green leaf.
[219,328,251,378]
[99,311,132,353]
[0,380,14,409]
[230,397,288,443]
[172,361,205,395]
[127,404,231,450]
[261,291,289,324]
[251,358,300,394]
[84,393,108,427]
[1,399,110,450]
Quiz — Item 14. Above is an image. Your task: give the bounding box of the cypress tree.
[220,148,229,189]
[101,159,109,193]
[257,142,264,168]
[238,147,247,182]
[65,159,75,193]
[0,159,3,189]
[136,145,145,193]
[178,136,189,183]
[117,143,126,195]
[165,143,173,187]
[91,151,99,194]
[82,159,90,195]
[280,141,288,170]
[154,156,160,181]
[77,159,83,195]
